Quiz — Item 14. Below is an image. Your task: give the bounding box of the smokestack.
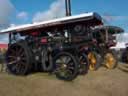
[65,0,71,16]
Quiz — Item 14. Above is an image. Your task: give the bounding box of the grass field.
[0,63,128,96]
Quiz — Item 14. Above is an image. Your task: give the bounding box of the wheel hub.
[61,64,67,69]
[17,57,21,61]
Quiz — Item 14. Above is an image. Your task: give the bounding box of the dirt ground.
[0,63,128,96]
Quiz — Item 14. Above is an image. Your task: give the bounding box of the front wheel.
[103,50,117,69]
[88,51,101,71]
[53,52,79,81]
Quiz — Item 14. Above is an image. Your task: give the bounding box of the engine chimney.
[65,0,71,16]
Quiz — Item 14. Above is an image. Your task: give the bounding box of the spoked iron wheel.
[79,53,89,74]
[103,50,117,69]
[6,42,31,75]
[88,51,101,71]
[54,52,79,81]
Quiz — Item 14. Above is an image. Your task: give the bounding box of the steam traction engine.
[90,26,124,70]
[0,12,103,81]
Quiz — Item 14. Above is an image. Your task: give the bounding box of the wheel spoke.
[67,66,74,70]
[20,52,25,57]
[67,62,75,71]
[65,56,72,64]
[16,47,25,57]
[8,56,16,59]
[8,60,18,65]
[19,61,26,66]
[15,62,20,73]
[9,49,16,55]
[56,59,63,64]
[64,70,72,78]
[7,56,16,62]
[57,69,71,78]
[18,47,24,54]
[17,62,25,73]
[15,46,19,54]
[60,56,65,63]
[11,65,17,72]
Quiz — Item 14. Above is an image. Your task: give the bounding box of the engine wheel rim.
[88,52,97,71]
[55,55,76,80]
[6,44,29,75]
[104,53,116,69]
[79,53,88,74]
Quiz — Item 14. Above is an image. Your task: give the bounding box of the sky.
[0,0,128,43]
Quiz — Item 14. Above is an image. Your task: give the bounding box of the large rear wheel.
[5,41,32,75]
[53,52,79,81]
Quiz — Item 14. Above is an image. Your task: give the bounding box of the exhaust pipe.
[65,0,71,16]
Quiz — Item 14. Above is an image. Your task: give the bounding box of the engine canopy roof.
[92,26,124,34]
[0,12,103,34]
